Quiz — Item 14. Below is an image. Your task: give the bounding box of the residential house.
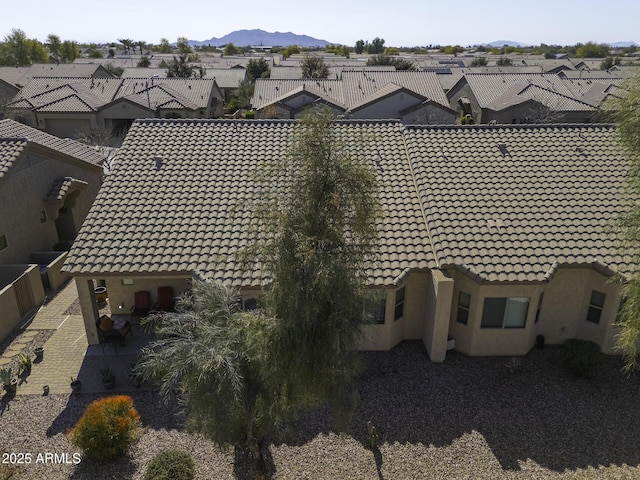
[447,73,598,123]
[0,119,104,340]
[251,71,456,123]
[63,119,629,361]
[8,77,223,138]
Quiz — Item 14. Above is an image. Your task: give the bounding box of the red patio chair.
[155,286,175,311]
[130,290,151,323]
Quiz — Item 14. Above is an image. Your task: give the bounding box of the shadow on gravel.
[350,341,640,473]
[47,391,181,438]
[69,455,137,480]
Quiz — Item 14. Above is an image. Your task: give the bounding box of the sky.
[2,0,639,47]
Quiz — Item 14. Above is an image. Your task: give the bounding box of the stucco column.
[76,277,99,345]
[423,269,454,362]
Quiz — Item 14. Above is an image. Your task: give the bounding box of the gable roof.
[485,82,596,113]
[252,79,344,110]
[63,119,434,286]
[404,124,630,283]
[0,119,105,170]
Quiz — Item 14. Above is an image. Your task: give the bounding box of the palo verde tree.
[610,72,640,373]
[252,106,381,428]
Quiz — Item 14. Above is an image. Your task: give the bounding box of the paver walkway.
[0,279,154,396]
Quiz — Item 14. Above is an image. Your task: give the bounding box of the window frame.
[586,290,606,324]
[456,291,471,325]
[394,287,405,321]
[481,297,530,329]
[535,291,544,324]
[363,291,387,325]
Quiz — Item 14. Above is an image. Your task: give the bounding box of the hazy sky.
[2,0,639,47]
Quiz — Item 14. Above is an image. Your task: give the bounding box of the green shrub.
[563,339,603,378]
[144,450,195,480]
[67,395,142,461]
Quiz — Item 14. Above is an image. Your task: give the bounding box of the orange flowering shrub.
[68,395,142,461]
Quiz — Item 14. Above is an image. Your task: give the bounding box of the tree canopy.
[301,55,330,79]
[246,58,270,81]
[610,73,640,373]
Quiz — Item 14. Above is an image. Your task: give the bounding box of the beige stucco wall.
[102,276,192,314]
[0,148,102,265]
[401,104,456,125]
[359,288,396,350]
[447,267,621,356]
[446,81,481,122]
[0,282,21,343]
[0,264,46,342]
[423,269,454,362]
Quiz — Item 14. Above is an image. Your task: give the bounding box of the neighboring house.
[8,77,223,138]
[251,71,456,123]
[63,119,629,362]
[0,64,115,91]
[447,73,598,123]
[0,119,104,338]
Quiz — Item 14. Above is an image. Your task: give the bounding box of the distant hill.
[609,41,637,47]
[189,29,331,48]
[484,40,530,48]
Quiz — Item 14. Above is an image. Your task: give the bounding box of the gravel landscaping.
[1,341,639,479]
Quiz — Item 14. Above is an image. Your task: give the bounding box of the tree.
[47,34,61,64]
[601,56,622,70]
[157,38,173,54]
[166,53,194,78]
[137,55,151,68]
[223,42,241,56]
[280,44,300,59]
[355,39,365,54]
[246,58,270,81]
[576,41,610,58]
[0,29,30,66]
[251,106,381,429]
[471,56,487,67]
[367,37,385,54]
[86,43,103,58]
[366,54,415,71]
[609,73,640,373]
[177,37,192,54]
[60,40,79,63]
[497,56,513,66]
[301,55,330,79]
[118,38,134,54]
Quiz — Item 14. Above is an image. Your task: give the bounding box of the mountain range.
[188,29,331,47]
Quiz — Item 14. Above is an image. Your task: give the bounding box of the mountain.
[189,29,331,48]
[484,40,530,48]
[609,41,637,47]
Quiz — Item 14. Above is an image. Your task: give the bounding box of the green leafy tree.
[157,38,173,53]
[223,42,241,56]
[136,40,146,55]
[355,39,365,54]
[251,106,381,429]
[471,56,487,67]
[86,43,103,58]
[117,38,134,54]
[601,56,622,70]
[60,40,79,63]
[0,29,30,66]
[246,58,270,81]
[137,55,151,68]
[610,73,640,373]
[442,45,464,56]
[497,56,513,66]
[301,55,330,79]
[366,54,415,71]
[281,44,301,59]
[47,34,61,64]
[166,53,194,78]
[383,47,399,56]
[367,37,385,54]
[177,37,192,54]
[576,41,610,58]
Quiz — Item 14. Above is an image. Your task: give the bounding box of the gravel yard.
[1,341,639,479]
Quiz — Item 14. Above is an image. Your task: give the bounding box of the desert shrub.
[67,395,142,461]
[563,339,603,378]
[144,450,195,480]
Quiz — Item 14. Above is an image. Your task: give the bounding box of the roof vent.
[154,156,163,170]
[498,144,510,156]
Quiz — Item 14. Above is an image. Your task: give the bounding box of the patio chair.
[155,286,175,311]
[96,315,131,353]
[130,290,151,324]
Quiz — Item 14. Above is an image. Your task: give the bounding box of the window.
[0,234,7,251]
[363,292,386,325]
[586,290,606,324]
[394,287,405,321]
[456,291,471,325]
[535,291,544,324]
[481,297,529,329]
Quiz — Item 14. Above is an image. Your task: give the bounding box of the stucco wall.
[102,276,192,314]
[447,267,621,356]
[401,104,456,125]
[423,269,454,362]
[446,81,481,122]
[0,282,21,343]
[0,151,102,265]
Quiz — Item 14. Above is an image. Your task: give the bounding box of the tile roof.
[44,177,88,201]
[251,79,344,110]
[460,73,577,108]
[63,119,435,286]
[0,119,105,167]
[0,138,28,180]
[11,77,218,114]
[485,83,596,113]
[404,124,631,283]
